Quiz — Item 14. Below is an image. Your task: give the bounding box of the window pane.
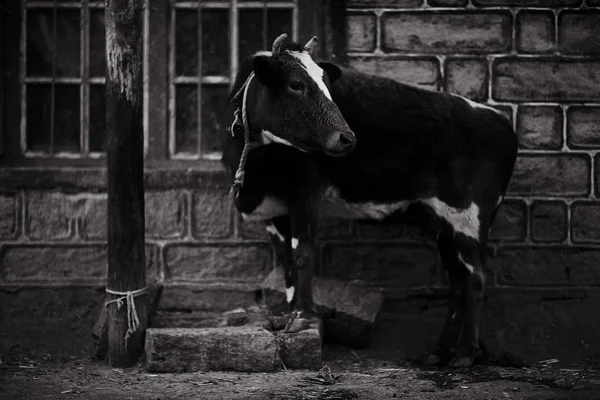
[26,84,52,153]
[90,85,106,152]
[90,10,106,78]
[201,85,229,159]
[55,9,81,77]
[175,85,198,154]
[201,10,229,76]
[54,85,81,153]
[239,10,263,65]
[267,9,293,45]
[176,10,198,77]
[26,10,53,76]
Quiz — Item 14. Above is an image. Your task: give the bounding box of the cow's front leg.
[284,204,317,333]
[267,217,298,312]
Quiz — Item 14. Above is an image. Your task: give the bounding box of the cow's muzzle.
[323,130,356,157]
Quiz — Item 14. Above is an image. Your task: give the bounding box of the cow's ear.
[252,55,281,87]
[318,62,342,84]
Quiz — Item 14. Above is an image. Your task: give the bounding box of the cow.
[221,34,519,368]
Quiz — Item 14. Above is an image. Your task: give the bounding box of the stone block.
[490,246,600,286]
[349,57,440,91]
[164,244,272,284]
[531,201,568,243]
[571,201,600,244]
[321,243,437,288]
[559,11,600,55]
[25,192,72,240]
[516,106,563,150]
[516,11,555,54]
[145,327,280,372]
[146,191,187,239]
[276,328,322,370]
[507,155,590,197]
[489,200,527,242]
[428,0,467,5]
[192,189,232,239]
[347,13,377,53]
[159,285,259,312]
[313,277,384,348]
[493,59,600,101]
[567,106,600,149]
[0,193,18,239]
[381,12,511,54]
[262,269,384,347]
[444,58,488,101]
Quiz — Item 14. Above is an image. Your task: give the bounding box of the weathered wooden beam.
[105,0,147,368]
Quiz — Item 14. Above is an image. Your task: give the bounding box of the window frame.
[1,0,337,169]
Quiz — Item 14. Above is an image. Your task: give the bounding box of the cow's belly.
[318,186,410,220]
[241,196,289,221]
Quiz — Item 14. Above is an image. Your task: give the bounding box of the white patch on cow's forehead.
[288,51,332,100]
[254,51,272,57]
[421,197,480,241]
[261,129,308,152]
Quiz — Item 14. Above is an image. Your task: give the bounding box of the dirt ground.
[3,345,600,400]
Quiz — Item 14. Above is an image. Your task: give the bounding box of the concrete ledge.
[145,325,323,372]
[263,268,384,347]
[276,328,322,370]
[145,327,279,373]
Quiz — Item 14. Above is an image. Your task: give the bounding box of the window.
[1,0,330,166]
[22,1,107,159]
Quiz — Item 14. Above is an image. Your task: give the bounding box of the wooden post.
[105,0,147,368]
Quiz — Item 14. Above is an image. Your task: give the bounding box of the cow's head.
[231,34,356,158]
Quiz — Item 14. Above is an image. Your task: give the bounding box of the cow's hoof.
[448,356,475,368]
[420,348,453,366]
[283,310,316,333]
[283,317,312,333]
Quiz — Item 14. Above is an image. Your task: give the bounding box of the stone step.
[144,325,322,373]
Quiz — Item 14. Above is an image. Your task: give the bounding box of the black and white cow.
[221,34,518,368]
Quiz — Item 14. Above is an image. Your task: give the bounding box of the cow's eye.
[288,80,304,93]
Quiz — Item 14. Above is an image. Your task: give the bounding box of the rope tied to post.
[105,287,148,344]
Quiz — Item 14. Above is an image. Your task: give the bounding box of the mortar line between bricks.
[347,52,600,61]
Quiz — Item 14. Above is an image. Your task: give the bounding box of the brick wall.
[2,0,600,361]
[335,0,600,294]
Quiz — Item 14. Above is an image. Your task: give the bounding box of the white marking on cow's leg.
[421,198,480,241]
[286,286,295,303]
[241,196,289,221]
[261,129,308,152]
[496,196,503,208]
[288,51,332,100]
[457,253,475,274]
[266,223,285,242]
[454,94,504,116]
[291,237,299,250]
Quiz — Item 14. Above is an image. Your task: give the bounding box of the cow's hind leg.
[448,235,487,368]
[422,232,468,366]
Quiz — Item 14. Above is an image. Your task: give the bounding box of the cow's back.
[319,66,517,206]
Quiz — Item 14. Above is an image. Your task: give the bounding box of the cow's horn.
[272,33,288,55]
[304,36,318,54]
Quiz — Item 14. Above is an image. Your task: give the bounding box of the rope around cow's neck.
[231,72,260,194]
